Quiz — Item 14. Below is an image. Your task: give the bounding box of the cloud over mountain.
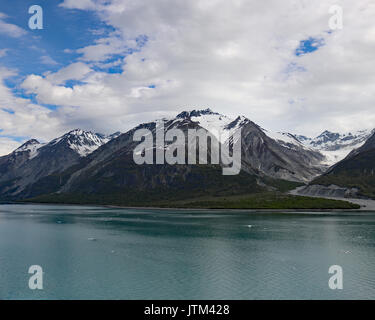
[1,0,375,155]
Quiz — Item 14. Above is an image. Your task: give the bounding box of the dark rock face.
[239,121,325,182]
[346,131,375,158]
[58,118,221,194]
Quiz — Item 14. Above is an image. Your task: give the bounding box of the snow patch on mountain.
[262,130,311,151]
[173,108,322,152]
[15,139,44,160]
[175,108,234,141]
[175,108,258,143]
[65,129,110,157]
[45,129,120,157]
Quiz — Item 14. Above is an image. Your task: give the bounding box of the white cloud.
[59,0,98,10]
[1,0,375,155]
[0,137,21,156]
[76,35,137,62]
[0,12,27,38]
[44,62,92,85]
[40,55,59,66]
[0,68,66,155]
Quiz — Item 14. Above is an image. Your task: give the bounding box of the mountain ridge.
[0,129,121,200]
[1,108,373,203]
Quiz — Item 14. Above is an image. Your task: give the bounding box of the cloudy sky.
[0,0,374,155]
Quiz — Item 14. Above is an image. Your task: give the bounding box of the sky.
[0,0,375,155]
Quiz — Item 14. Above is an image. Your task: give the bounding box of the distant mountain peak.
[176,108,220,119]
[296,128,373,166]
[16,139,40,150]
[66,128,94,136]
[15,139,43,160]
[315,130,340,142]
[320,130,334,135]
[47,129,110,157]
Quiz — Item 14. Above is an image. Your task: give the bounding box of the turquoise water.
[0,204,374,300]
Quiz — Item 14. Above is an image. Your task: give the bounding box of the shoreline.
[1,200,373,213]
[289,188,375,211]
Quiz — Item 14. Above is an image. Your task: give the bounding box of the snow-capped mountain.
[266,129,373,166]
[175,108,305,149]
[167,108,325,181]
[55,109,324,200]
[10,129,119,162]
[301,130,375,199]
[14,139,44,160]
[296,129,373,166]
[49,129,111,157]
[262,131,309,151]
[0,129,121,200]
[175,108,234,140]
[1,108,373,202]
[167,109,374,173]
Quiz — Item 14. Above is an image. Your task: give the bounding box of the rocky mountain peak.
[14,139,43,160]
[314,131,341,144]
[15,139,40,151]
[176,108,219,119]
[225,116,250,130]
[48,129,109,157]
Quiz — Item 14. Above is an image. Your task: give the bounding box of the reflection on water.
[0,204,375,299]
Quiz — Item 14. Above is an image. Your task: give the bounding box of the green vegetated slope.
[28,177,358,210]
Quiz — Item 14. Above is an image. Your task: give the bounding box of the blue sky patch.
[0,0,136,145]
[295,37,325,56]
[0,0,112,76]
[2,108,15,114]
[0,133,28,142]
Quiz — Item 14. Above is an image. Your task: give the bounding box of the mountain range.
[296,129,373,166]
[305,132,375,199]
[0,108,374,204]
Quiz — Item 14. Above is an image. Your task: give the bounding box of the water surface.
[0,204,374,299]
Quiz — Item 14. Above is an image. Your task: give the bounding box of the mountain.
[345,131,375,157]
[174,109,325,182]
[13,139,44,160]
[25,115,277,205]
[297,129,373,166]
[3,108,369,204]
[0,129,118,200]
[8,108,327,205]
[49,129,112,157]
[300,131,375,198]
